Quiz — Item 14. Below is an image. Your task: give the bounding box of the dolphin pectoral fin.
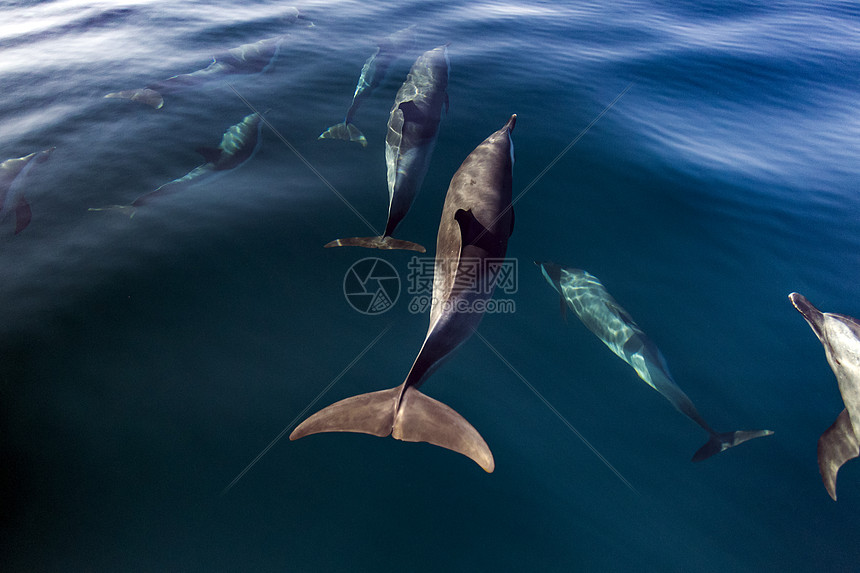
[104,88,164,109]
[691,429,774,462]
[323,235,426,253]
[818,408,859,501]
[290,387,401,441]
[14,197,32,234]
[318,122,367,147]
[393,386,495,472]
[559,295,568,322]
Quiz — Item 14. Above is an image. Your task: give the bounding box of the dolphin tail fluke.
[290,387,400,439]
[323,235,426,253]
[318,122,367,147]
[104,88,164,109]
[290,384,495,472]
[818,408,859,501]
[394,385,496,472]
[691,429,774,462]
[88,205,138,218]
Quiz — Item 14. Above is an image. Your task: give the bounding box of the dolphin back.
[290,383,494,472]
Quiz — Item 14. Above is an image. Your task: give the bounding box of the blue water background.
[2,0,859,570]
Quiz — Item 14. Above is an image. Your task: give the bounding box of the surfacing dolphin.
[105,9,311,109]
[89,112,263,217]
[318,25,416,147]
[537,263,773,461]
[324,45,449,253]
[292,115,517,472]
[790,292,860,500]
[0,147,54,234]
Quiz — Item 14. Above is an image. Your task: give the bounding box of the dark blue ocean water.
[2,0,859,571]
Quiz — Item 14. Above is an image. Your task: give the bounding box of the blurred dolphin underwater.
[536,262,774,461]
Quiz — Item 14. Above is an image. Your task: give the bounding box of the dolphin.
[324,45,450,253]
[790,292,860,500]
[89,112,263,216]
[537,263,773,461]
[318,25,416,147]
[104,9,311,109]
[0,147,54,234]
[291,115,517,472]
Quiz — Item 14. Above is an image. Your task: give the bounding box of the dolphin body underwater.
[536,263,773,461]
[324,45,450,253]
[104,9,312,109]
[89,112,263,216]
[318,25,417,147]
[790,292,860,500]
[0,147,54,234]
[291,115,518,472]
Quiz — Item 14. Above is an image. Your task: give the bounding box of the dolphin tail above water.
[692,429,775,462]
[289,382,494,472]
[318,121,368,147]
[323,234,426,252]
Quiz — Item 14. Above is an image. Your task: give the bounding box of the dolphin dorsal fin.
[398,100,424,123]
[195,146,221,164]
[454,208,499,254]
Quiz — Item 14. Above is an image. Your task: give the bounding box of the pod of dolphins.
[4,10,859,500]
[324,44,450,253]
[318,25,417,147]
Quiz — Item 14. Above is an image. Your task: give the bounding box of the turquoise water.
[2,0,859,570]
